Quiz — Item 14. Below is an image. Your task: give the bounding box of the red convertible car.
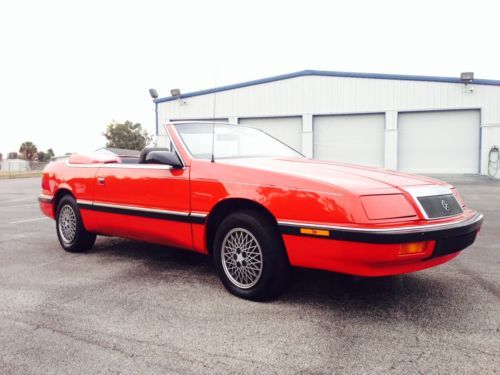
[39,122,483,300]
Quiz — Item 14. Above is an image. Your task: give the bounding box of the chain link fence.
[0,160,49,178]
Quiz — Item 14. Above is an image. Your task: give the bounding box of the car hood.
[220,157,445,192]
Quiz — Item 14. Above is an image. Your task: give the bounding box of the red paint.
[360,194,416,220]
[283,235,449,276]
[39,124,482,277]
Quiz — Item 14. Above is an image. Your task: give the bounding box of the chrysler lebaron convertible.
[39,122,483,300]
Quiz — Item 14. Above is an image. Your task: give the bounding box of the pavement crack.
[454,263,500,300]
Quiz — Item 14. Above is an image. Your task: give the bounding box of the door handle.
[97,176,106,185]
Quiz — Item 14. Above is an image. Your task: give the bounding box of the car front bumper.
[279,211,483,276]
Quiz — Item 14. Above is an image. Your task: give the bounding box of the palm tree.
[19,142,38,161]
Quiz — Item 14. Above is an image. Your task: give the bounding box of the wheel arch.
[205,198,279,255]
[52,188,75,216]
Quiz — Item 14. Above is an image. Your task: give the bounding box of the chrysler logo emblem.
[441,199,450,211]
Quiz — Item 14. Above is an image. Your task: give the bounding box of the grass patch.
[0,171,43,179]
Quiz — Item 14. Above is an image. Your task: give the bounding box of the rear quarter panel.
[41,161,99,230]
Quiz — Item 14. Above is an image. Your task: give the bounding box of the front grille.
[417,194,463,219]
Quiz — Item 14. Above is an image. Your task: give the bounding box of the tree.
[37,148,56,162]
[103,121,152,151]
[0,153,3,161]
[19,141,38,161]
[7,152,17,159]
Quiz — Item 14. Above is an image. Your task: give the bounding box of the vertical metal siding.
[158,76,500,174]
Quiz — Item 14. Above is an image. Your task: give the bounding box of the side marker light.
[300,228,330,237]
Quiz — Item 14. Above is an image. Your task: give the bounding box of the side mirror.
[145,151,183,168]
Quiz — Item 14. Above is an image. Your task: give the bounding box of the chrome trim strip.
[78,199,207,220]
[76,199,207,223]
[190,212,208,218]
[404,185,453,197]
[90,201,190,217]
[99,164,174,170]
[404,185,463,220]
[77,199,93,206]
[277,212,483,234]
[65,160,99,168]
[65,160,175,170]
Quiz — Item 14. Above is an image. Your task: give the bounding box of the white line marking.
[0,198,35,203]
[8,217,50,224]
[2,203,37,208]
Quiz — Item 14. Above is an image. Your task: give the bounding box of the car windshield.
[174,123,303,160]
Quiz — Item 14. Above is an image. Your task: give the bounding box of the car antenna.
[210,69,217,163]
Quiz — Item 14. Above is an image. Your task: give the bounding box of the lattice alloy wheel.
[221,228,264,289]
[55,195,96,252]
[213,210,291,301]
[58,205,77,244]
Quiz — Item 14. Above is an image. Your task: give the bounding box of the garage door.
[238,117,303,152]
[398,110,480,174]
[313,113,385,167]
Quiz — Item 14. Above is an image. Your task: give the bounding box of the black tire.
[213,209,290,301]
[56,195,96,253]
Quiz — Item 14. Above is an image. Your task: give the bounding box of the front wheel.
[213,210,290,301]
[56,195,96,252]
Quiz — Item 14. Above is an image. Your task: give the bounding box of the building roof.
[155,69,500,103]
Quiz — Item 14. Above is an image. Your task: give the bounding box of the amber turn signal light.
[398,242,427,255]
[300,228,330,237]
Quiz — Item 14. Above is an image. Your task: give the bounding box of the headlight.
[360,194,417,220]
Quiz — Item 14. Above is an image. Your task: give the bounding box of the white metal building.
[155,70,500,175]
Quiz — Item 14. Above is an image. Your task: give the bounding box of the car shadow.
[88,237,471,329]
[90,236,210,267]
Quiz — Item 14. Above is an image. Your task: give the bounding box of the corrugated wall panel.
[158,75,500,174]
[159,76,500,121]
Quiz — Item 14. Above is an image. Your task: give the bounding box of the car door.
[91,162,192,250]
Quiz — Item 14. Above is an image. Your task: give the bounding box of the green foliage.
[37,148,56,162]
[37,151,46,162]
[7,152,17,159]
[19,141,38,161]
[103,121,152,151]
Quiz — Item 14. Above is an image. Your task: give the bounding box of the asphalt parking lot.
[0,176,498,374]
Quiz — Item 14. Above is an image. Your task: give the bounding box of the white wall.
[158,75,500,174]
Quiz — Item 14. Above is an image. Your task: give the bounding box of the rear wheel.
[56,195,96,252]
[213,210,290,301]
